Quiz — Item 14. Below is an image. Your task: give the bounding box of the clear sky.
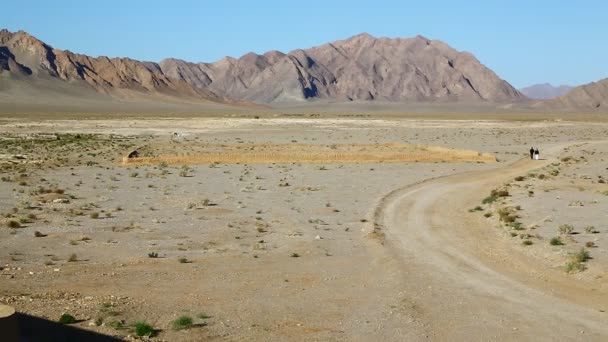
[2,0,606,88]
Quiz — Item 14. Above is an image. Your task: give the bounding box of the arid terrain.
[0,116,607,341]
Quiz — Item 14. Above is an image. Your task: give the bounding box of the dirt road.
[376,142,608,341]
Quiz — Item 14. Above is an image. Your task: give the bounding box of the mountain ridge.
[519,83,574,99]
[0,29,526,105]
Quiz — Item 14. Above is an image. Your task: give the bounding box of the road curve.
[374,143,608,341]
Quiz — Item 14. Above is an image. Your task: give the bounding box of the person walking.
[529,147,534,160]
[534,148,540,160]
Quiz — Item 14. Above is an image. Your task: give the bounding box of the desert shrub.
[560,156,574,162]
[172,315,193,330]
[509,222,524,230]
[6,220,21,228]
[572,248,590,263]
[491,189,509,197]
[522,240,533,246]
[179,165,191,177]
[482,195,497,204]
[497,208,517,223]
[558,224,574,235]
[148,252,159,258]
[134,321,155,337]
[584,226,598,234]
[68,253,78,262]
[59,313,76,324]
[565,260,586,273]
[585,241,596,248]
[514,176,525,181]
[549,237,563,246]
[108,320,125,330]
[90,212,100,219]
[178,257,190,263]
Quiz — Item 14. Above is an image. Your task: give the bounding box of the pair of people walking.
[529,147,540,160]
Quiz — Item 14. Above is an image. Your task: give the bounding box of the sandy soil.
[0,117,607,341]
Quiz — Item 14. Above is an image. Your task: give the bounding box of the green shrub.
[549,237,563,246]
[172,315,193,330]
[134,321,155,337]
[59,313,76,324]
[509,222,524,230]
[482,195,497,204]
[572,248,590,263]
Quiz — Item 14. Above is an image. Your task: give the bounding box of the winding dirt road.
[375,143,608,341]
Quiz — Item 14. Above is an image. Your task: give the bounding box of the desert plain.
[1,114,607,341]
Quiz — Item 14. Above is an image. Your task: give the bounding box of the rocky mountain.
[544,78,608,110]
[1,29,524,105]
[0,29,225,103]
[161,33,524,103]
[519,83,573,99]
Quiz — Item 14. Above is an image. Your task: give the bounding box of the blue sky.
[2,0,607,88]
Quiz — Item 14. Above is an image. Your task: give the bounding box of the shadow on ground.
[16,313,122,342]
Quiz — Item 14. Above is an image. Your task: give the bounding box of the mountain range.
[0,28,606,112]
[519,83,573,99]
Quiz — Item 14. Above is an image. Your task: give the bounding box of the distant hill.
[519,83,573,99]
[1,29,524,106]
[542,78,608,110]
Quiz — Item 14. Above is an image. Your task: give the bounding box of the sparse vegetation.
[68,253,78,262]
[134,321,156,337]
[572,248,590,263]
[108,320,125,330]
[550,237,564,246]
[584,226,599,234]
[565,260,586,273]
[58,313,76,324]
[497,207,517,223]
[6,220,21,228]
[172,315,194,330]
[34,231,47,237]
[558,224,574,235]
[482,195,497,204]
